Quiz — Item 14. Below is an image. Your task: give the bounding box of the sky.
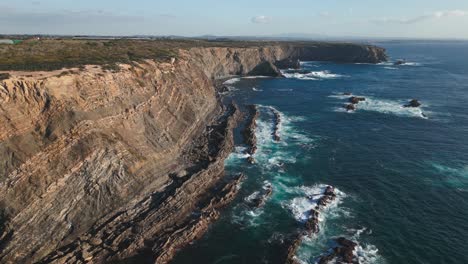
[1,0,468,39]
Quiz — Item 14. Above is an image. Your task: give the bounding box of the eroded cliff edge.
[0,43,386,264]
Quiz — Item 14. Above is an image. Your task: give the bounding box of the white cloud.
[372,10,468,24]
[434,10,467,18]
[251,15,271,24]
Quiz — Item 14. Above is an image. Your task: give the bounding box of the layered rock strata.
[0,43,386,263]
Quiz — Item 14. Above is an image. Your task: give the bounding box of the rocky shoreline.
[271,107,282,142]
[242,104,259,164]
[0,42,387,263]
[284,186,338,264]
[38,103,243,264]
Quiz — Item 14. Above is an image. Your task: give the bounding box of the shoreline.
[0,43,387,263]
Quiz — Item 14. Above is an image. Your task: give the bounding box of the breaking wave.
[330,93,429,119]
[281,70,345,80]
[284,184,346,223]
[223,77,241,85]
[252,87,263,92]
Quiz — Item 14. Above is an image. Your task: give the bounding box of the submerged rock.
[318,237,358,264]
[304,209,320,234]
[394,59,406,65]
[248,183,273,208]
[404,99,421,108]
[349,96,366,104]
[345,104,356,111]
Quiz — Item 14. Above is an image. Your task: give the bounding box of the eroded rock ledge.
[0,43,387,264]
[242,105,259,164]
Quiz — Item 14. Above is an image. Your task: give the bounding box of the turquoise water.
[172,41,468,264]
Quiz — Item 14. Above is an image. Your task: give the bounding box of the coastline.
[0,41,387,263]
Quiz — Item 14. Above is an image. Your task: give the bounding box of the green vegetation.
[0,39,181,71]
[0,38,363,71]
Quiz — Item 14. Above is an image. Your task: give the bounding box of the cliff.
[0,42,386,264]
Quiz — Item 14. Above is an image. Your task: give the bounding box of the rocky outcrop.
[272,108,282,142]
[248,61,283,77]
[345,96,365,111]
[288,44,387,64]
[243,105,258,163]
[284,186,338,263]
[349,96,366,104]
[318,237,358,264]
[0,43,386,264]
[345,104,356,112]
[404,99,421,108]
[394,59,406,66]
[189,43,386,79]
[275,58,301,69]
[247,182,273,208]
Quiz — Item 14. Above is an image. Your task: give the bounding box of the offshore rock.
[318,237,358,264]
[271,107,282,142]
[345,103,356,111]
[349,96,366,104]
[404,99,421,108]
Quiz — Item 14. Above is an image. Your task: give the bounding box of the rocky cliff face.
[0,43,386,264]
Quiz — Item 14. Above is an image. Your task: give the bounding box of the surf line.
[284,186,338,263]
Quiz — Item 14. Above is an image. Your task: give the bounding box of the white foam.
[284,184,345,223]
[328,93,353,100]
[354,244,382,264]
[384,66,398,70]
[281,70,344,80]
[242,75,270,79]
[223,77,240,85]
[300,61,320,67]
[401,62,421,66]
[330,94,428,119]
[432,163,468,177]
[379,61,422,67]
[357,97,428,119]
[252,87,263,92]
[225,146,251,165]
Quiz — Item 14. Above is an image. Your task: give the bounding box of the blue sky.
[1,0,468,38]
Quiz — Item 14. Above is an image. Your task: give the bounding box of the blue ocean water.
[172,41,468,264]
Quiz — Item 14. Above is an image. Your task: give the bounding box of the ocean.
[172,41,468,264]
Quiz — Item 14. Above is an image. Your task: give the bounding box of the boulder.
[345,104,356,111]
[318,237,358,264]
[249,184,273,208]
[324,186,335,196]
[349,96,366,104]
[404,99,421,108]
[394,59,406,65]
[305,209,320,234]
